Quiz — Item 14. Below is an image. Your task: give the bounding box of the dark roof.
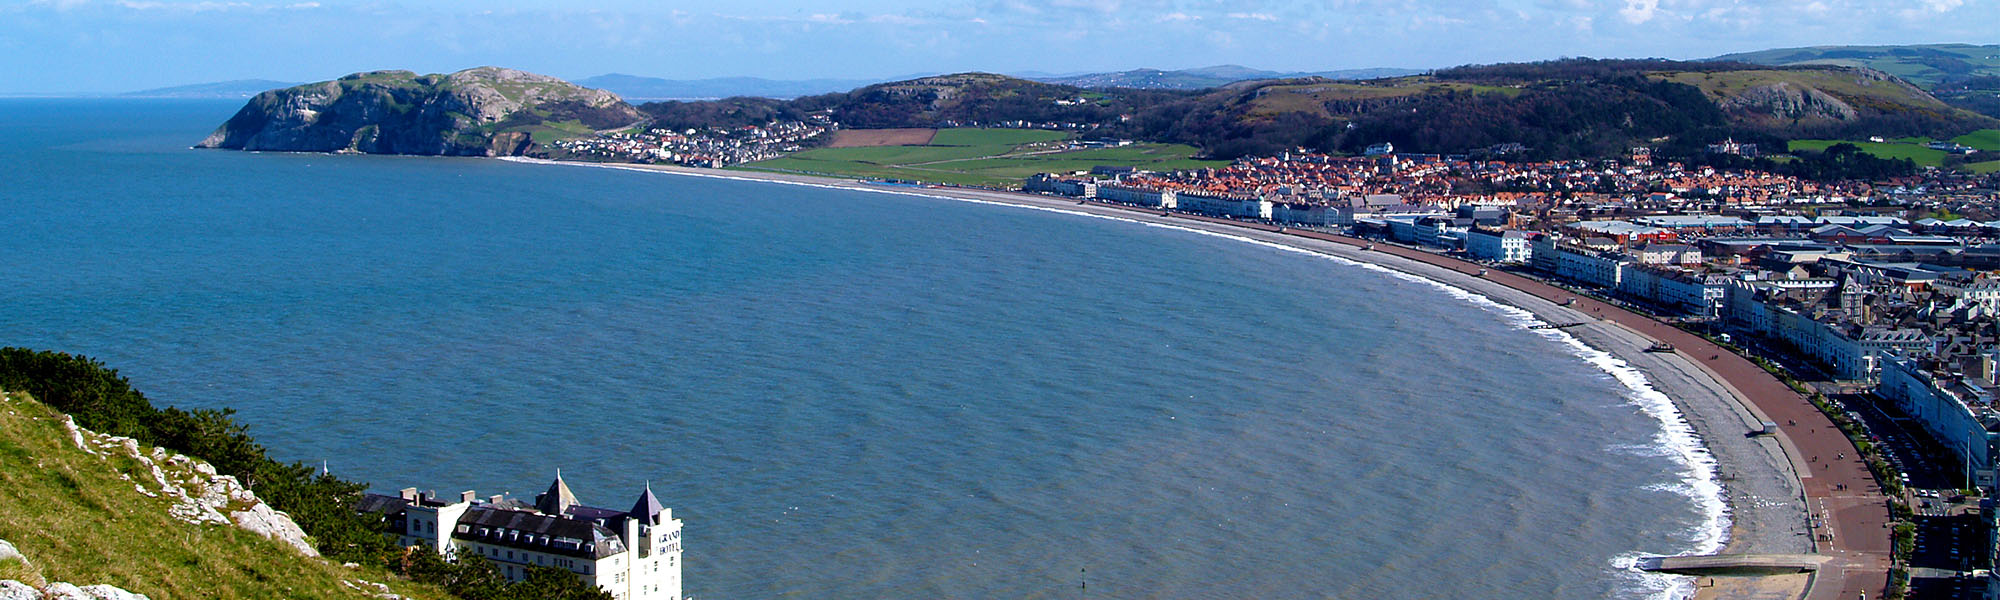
[357,493,413,516]
[455,506,626,559]
[535,473,580,515]
[631,485,665,524]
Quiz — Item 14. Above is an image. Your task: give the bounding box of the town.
[1022,143,2000,598]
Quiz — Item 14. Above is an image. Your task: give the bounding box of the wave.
[499,157,1733,600]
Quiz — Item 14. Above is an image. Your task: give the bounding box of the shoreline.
[503,158,1867,599]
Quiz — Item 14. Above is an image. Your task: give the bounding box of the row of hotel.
[1033,149,2000,594]
[1027,151,2000,491]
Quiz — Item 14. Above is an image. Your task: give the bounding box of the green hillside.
[737,128,1224,187]
[0,391,442,600]
[1714,44,2000,89]
[644,58,1998,162]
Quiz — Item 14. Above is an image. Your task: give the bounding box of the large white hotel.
[358,473,683,600]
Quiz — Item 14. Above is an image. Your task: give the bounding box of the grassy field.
[1246,78,1519,118]
[1968,160,2000,174]
[1955,129,2000,152]
[737,128,1225,187]
[0,391,440,600]
[1788,139,1951,166]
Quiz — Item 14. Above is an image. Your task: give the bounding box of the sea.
[0,99,1722,599]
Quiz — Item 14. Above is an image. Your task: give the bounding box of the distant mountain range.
[576,66,1423,100]
[126,65,1423,102]
[120,79,299,99]
[1027,65,1426,89]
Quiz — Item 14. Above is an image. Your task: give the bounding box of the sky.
[2,0,1996,94]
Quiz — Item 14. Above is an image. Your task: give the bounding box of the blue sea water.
[0,99,1717,599]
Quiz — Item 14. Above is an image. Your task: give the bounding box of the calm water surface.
[0,99,1714,599]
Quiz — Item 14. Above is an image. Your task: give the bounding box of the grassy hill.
[1713,45,2000,120]
[0,391,441,599]
[1713,44,2000,89]
[641,58,1998,163]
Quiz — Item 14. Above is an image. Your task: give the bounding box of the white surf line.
[502,156,1734,599]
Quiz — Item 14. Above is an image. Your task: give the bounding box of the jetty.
[1638,553,1830,576]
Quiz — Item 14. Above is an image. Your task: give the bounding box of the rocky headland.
[196,67,643,156]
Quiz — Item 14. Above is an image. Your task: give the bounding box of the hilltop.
[642,58,1998,161]
[197,67,643,156]
[1713,44,2000,89]
[1712,44,2000,120]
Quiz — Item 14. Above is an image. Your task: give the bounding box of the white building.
[1620,265,1729,317]
[1879,355,2000,488]
[1531,235,1629,289]
[1095,184,1177,209]
[360,474,683,600]
[1465,229,1532,263]
[1176,191,1272,220]
[1023,174,1096,198]
[1270,200,1341,226]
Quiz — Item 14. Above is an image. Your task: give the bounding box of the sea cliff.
[196,67,642,156]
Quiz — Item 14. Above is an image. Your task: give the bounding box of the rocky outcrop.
[1721,81,1859,122]
[196,66,644,156]
[62,416,317,556]
[0,542,150,600]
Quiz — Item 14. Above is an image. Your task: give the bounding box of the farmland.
[736,128,1227,187]
[1788,139,1951,167]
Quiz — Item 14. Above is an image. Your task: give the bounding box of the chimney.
[460,490,477,504]
[490,494,505,505]
[399,487,419,501]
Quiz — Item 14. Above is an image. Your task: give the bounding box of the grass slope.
[1713,44,2000,89]
[0,392,440,600]
[737,128,1225,187]
[1788,139,1950,166]
[1954,129,2000,151]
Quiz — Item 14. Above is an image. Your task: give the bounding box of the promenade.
[531,159,1895,600]
[1182,214,1894,600]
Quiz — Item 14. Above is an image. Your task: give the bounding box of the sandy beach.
[514,159,1886,599]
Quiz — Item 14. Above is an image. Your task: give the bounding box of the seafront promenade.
[535,160,1894,600]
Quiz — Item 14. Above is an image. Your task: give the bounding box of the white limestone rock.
[0,539,27,566]
[74,585,148,600]
[0,581,38,600]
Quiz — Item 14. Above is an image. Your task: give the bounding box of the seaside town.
[1014,141,2000,597]
[548,115,833,167]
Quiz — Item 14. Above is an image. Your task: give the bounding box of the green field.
[1955,129,2000,152]
[1788,139,1951,167]
[1968,160,2000,174]
[737,128,1227,187]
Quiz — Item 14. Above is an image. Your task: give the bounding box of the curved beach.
[512,158,1887,599]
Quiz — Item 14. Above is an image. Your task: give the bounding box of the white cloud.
[1618,0,1658,23]
[1156,11,1198,22]
[1226,12,1278,21]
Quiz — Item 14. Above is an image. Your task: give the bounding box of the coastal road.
[560,162,1894,599]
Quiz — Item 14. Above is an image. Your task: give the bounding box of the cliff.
[196,67,644,156]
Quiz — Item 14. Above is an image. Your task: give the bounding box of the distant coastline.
[502,156,1827,599]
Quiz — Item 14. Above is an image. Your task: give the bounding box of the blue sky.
[2,0,1995,93]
